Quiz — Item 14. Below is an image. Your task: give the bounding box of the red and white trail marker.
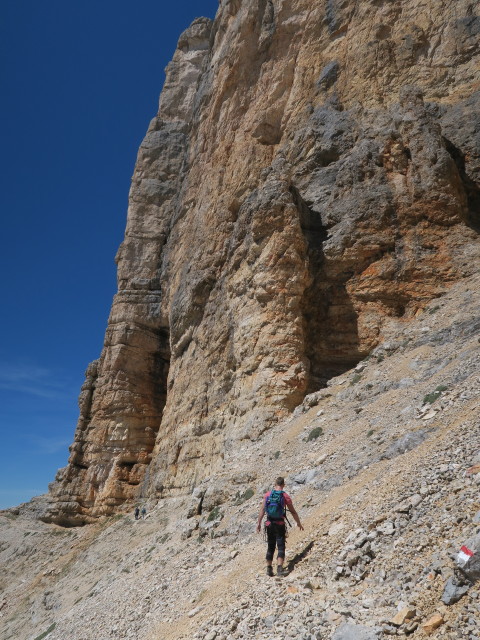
[457,545,475,565]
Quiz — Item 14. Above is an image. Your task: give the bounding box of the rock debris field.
[1,271,480,640]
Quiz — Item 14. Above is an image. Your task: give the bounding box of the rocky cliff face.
[45,0,480,525]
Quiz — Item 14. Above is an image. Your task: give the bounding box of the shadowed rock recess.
[44,0,479,525]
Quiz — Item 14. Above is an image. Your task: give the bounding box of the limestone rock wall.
[45,0,480,524]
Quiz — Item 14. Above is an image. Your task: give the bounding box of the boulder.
[421,613,444,635]
[441,576,470,605]
[456,532,480,581]
[383,430,430,459]
[332,622,382,639]
[390,607,416,626]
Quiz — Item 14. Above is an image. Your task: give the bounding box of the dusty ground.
[1,270,479,640]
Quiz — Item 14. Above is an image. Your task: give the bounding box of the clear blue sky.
[0,0,219,510]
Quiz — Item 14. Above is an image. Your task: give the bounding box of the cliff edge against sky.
[44,0,480,525]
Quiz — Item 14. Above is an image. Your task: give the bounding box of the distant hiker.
[256,476,304,577]
[141,507,146,519]
[134,506,140,520]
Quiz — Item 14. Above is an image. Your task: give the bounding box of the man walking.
[256,477,304,577]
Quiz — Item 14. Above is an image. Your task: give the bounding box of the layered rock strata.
[45,0,480,524]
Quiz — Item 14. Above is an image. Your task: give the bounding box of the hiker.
[134,506,140,520]
[141,506,146,519]
[256,476,304,577]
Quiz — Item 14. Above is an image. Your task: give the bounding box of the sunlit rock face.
[44,1,479,524]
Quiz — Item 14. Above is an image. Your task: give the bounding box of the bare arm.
[287,503,304,530]
[256,498,266,533]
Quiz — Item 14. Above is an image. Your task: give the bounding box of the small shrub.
[207,505,222,522]
[273,450,281,460]
[367,430,375,437]
[423,385,448,405]
[428,305,441,314]
[156,533,170,545]
[423,391,439,404]
[121,567,131,574]
[306,426,323,442]
[235,488,254,505]
[350,373,362,385]
[243,488,254,501]
[34,623,56,640]
[376,354,384,363]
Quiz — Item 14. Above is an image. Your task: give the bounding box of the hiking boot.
[277,566,287,577]
[266,565,274,577]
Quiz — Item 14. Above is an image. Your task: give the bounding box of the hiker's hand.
[256,523,261,533]
[298,523,304,531]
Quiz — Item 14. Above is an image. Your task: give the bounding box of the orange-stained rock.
[421,613,444,635]
[390,607,416,627]
[44,0,480,524]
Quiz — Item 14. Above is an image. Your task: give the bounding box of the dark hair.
[275,477,285,487]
